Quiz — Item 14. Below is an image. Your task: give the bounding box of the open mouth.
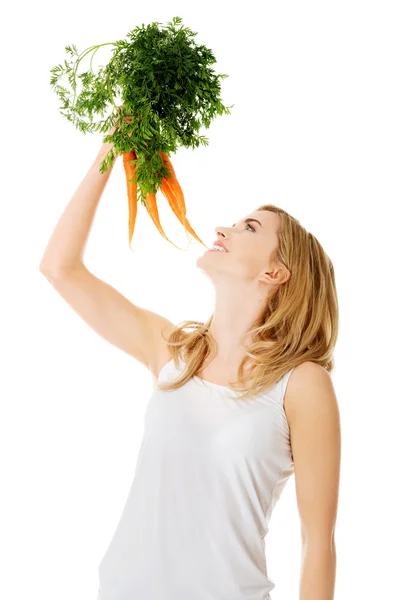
[208,246,228,252]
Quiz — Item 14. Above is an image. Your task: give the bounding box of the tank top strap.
[154,357,179,384]
[280,366,295,401]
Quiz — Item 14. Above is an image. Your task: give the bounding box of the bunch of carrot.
[122,149,207,251]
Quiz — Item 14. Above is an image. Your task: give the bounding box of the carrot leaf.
[49,16,233,206]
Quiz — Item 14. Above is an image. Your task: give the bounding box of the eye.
[232,222,256,232]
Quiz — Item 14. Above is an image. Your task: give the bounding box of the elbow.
[39,260,69,279]
[39,258,82,278]
[39,260,51,276]
[39,260,57,277]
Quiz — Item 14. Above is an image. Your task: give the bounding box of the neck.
[208,281,269,362]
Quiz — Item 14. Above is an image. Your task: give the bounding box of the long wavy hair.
[155,204,339,401]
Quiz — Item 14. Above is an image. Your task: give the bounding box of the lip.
[210,240,229,252]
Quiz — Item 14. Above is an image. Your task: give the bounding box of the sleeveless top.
[97,355,295,600]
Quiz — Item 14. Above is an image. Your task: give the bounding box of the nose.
[215,226,228,238]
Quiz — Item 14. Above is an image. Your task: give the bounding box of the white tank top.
[97,355,295,600]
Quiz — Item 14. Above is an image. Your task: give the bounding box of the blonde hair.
[155,204,339,401]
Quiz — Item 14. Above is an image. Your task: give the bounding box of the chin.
[195,253,214,271]
[196,254,205,267]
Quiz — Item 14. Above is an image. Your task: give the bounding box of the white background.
[1,1,399,599]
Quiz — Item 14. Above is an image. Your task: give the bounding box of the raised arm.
[39,139,175,377]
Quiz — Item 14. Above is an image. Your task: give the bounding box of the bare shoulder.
[283,361,341,541]
[284,361,340,428]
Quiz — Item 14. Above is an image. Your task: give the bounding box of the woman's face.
[197,210,281,282]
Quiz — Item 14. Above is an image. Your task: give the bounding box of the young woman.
[40,137,341,600]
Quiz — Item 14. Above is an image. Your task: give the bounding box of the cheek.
[238,242,264,264]
[228,248,263,278]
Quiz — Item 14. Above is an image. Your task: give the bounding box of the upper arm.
[40,263,176,373]
[285,362,341,543]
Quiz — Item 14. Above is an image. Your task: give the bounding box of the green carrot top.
[49,15,233,205]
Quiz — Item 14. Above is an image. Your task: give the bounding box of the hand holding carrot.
[107,105,134,140]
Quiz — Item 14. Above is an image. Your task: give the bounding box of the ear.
[258,266,291,287]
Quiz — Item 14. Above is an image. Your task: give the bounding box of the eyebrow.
[232,218,263,228]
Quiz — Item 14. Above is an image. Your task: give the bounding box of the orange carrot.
[144,192,182,249]
[160,151,187,217]
[159,177,207,248]
[121,146,205,250]
[123,150,138,249]
[159,152,207,247]
[160,152,207,248]
[159,178,183,224]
